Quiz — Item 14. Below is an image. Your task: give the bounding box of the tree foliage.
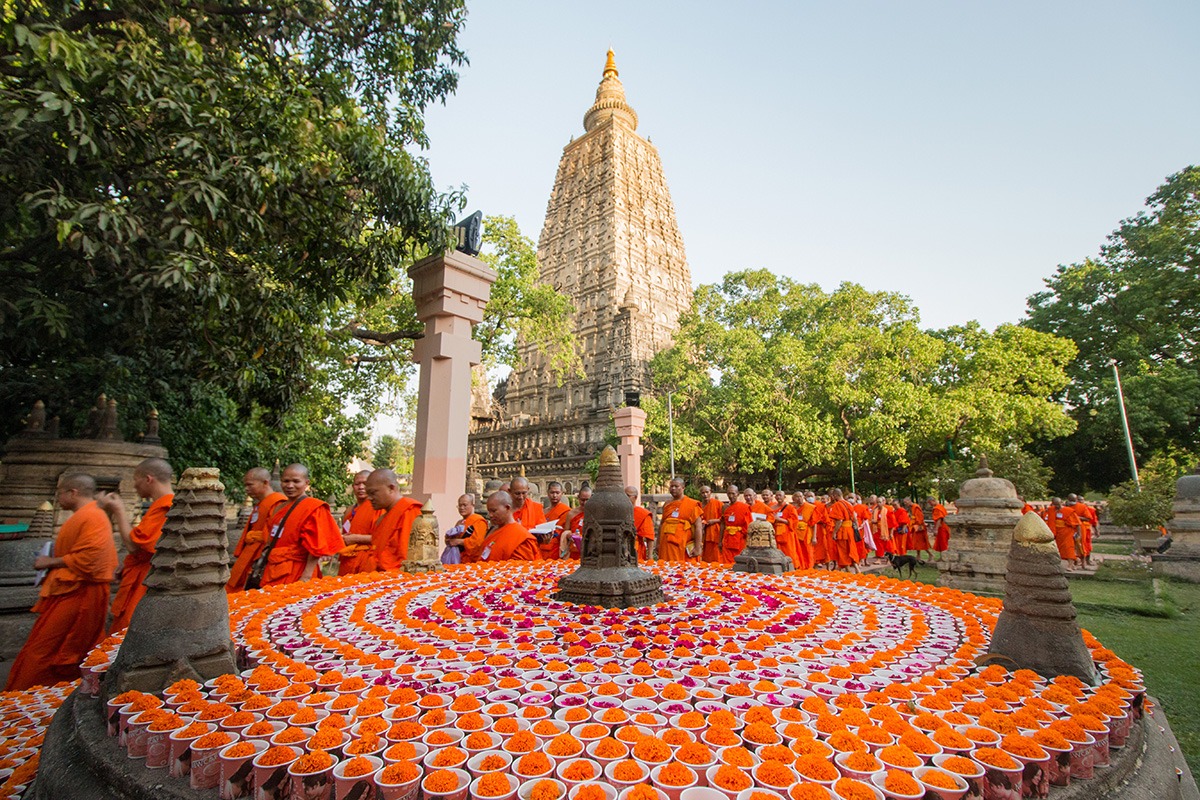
[913,445,1053,502]
[1024,167,1200,493]
[0,0,468,443]
[1106,453,1185,530]
[642,270,1076,489]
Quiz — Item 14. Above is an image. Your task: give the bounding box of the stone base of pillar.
[1151,541,1200,583]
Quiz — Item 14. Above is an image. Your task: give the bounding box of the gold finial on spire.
[604,49,618,78]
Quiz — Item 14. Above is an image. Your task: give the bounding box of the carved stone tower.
[469,51,692,491]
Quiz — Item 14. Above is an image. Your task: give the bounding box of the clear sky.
[418,1,1198,330]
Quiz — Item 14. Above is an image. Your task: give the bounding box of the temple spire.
[603,48,618,78]
[584,49,638,132]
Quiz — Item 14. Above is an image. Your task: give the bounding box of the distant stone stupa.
[469,50,692,492]
[555,446,664,608]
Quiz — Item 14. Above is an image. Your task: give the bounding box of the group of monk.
[1034,494,1097,571]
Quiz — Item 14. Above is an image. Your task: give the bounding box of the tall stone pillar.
[613,406,646,491]
[409,249,497,536]
[937,458,1024,596]
[1153,465,1200,582]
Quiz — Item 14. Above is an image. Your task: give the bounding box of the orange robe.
[827,499,858,567]
[227,492,286,592]
[908,504,930,552]
[634,506,655,561]
[795,502,815,570]
[722,501,751,564]
[513,500,546,532]
[458,513,489,563]
[371,497,424,571]
[109,493,173,633]
[539,502,570,560]
[773,503,801,568]
[1044,506,1080,561]
[259,497,344,587]
[701,498,724,563]
[480,522,540,562]
[852,502,871,562]
[811,502,831,564]
[891,506,910,554]
[873,504,892,558]
[659,496,702,562]
[338,499,382,575]
[6,501,116,690]
[1073,502,1097,557]
[932,504,950,551]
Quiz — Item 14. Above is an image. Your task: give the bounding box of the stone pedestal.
[408,249,497,537]
[937,458,1024,596]
[555,447,664,608]
[987,512,1097,684]
[1153,466,1200,583]
[733,520,795,574]
[613,406,646,492]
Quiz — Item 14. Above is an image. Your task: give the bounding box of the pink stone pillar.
[408,249,497,536]
[613,406,647,492]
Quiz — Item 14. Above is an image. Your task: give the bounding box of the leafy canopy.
[643,270,1076,490]
[1024,166,1200,492]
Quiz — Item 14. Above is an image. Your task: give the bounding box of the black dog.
[886,552,925,578]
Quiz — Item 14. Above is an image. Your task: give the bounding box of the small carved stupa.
[26,501,55,539]
[554,446,664,607]
[105,467,237,697]
[987,512,1097,684]
[733,520,795,574]
[404,505,444,574]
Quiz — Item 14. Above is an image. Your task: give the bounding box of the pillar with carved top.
[613,406,646,492]
[409,249,497,538]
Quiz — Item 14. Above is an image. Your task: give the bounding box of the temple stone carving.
[987,512,1097,684]
[469,50,692,490]
[937,457,1024,595]
[104,467,236,697]
[404,505,444,574]
[733,520,795,575]
[1154,464,1200,582]
[555,446,664,607]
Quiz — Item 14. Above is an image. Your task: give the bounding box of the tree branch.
[347,325,423,345]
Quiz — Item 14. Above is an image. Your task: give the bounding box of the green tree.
[914,445,1054,502]
[0,0,468,440]
[1106,453,1186,530]
[645,270,1076,489]
[1024,167,1200,493]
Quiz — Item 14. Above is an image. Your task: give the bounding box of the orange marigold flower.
[293,750,334,774]
[380,761,420,785]
[592,738,626,759]
[625,786,658,800]
[561,760,596,781]
[898,731,938,755]
[742,722,779,745]
[424,769,462,793]
[961,726,999,743]
[516,752,553,776]
[346,734,384,755]
[843,751,880,772]
[574,786,607,800]
[1032,729,1070,750]
[632,736,671,763]
[601,708,629,724]
[178,722,212,739]
[675,742,715,765]
[478,754,508,772]
[712,765,752,791]
[656,762,697,786]
[703,726,741,746]
[342,756,377,778]
[883,769,921,795]
[920,769,960,790]
[308,728,343,750]
[223,742,256,758]
[432,747,467,767]
[612,759,646,782]
[878,744,921,768]
[754,761,795,787]
[941,755,980,775]
[758,745,794,765]
[793,755,838,781]
[474,772,513,798]
[547,734,583,757]
[827,731,866,753]
[427,730,457,746]
[245,721,277,736]
[1000,734,1046,760]
[258,746,297,766]
[677,711,705,729]
[832,777,877,800]
[974,748,1018,770]
[504,731,538,753]
[789,786,829,800]
[193,731,232,749]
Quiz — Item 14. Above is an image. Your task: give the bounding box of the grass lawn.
[903,562,1199,776]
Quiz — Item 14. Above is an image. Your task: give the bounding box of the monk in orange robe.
[1069,494,1097,568]
[447,494,489,563]
[100,457,173,633]
[1043,497,1082,569]
[338,470,381,575]
[699,485,724,563]
[792,491,814,570]
[509,477,547,531]
[891,500,910,555]
[870,496,890,560]
[810,496,831,567]
[227,468,286,592]
[626,486,656,561]
[929,497,950,557]
[365,468,423,570]
[907,500,931,560]
[772,492,801,569]
[538,481,571,560]
[6,474,117,690]
[480,491,540,562]
[256,464,344,587]
[826,489,859,572]
[557,486,590,559]
[849,493,871,562]
[659,478,703,562]
[746,488,774,523]
[722,493,752,565]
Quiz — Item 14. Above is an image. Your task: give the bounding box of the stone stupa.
[938,456,1024,595]
[1154,464,1200,582]
[554,446,664,607]
[733,519,795,574]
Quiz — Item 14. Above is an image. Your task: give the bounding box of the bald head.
[351,469,371,502]
[509,477,530,507]
[244,468,273,502]
[57,472,95,510]
[486,490,515,527]
[457,493,476,518]
[136,457,173,484]
[669,478,685,500]
[365,469,402,511]
[829,488,843,500]
[625,485,639,504]
[280,463,311,500]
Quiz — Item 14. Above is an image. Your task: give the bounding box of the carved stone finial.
[987,511,1096,684]
[584,49,638,132]
[105,467,236,697]
[554,446,664,607]
[976,455,993,478]
[404,504,444,574]
[733,520,795,575]
[26,501,55,539]
[142,408,161,445]
[22,400,46,434]
[603,48,618,78]
[96,399,121,441]
[80,394,106,438]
